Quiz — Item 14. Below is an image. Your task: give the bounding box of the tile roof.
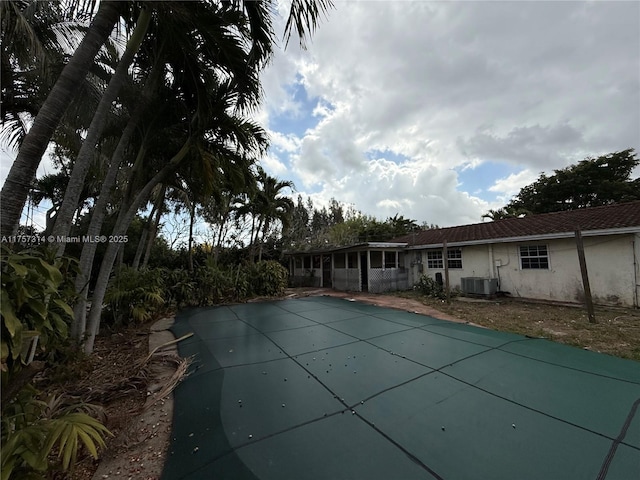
[393,201,640,247]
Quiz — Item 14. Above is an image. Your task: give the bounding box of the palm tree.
[0,1,80,149]
[239,168,294,261]
[1,0,333,237]
[50,6,152,254]
[81,72,268,351]
[481,206,530,221]
[0,1,123,237]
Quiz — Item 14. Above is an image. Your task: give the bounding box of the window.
[347,252,358,268]
[334,253,346,268]
[370,251,382,268]
[303,256,311,269]
[426,249,463,269]
[384,251,397,269]
[520,245,549,269]
[398,251,405,269]
[427,251,443,269]
[447,249,462,269]
[294,257,302,269]
[313,255,321,269]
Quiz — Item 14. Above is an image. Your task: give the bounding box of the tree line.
[1,0,333,353]
[483,149,639,220]
[2,1,334,477]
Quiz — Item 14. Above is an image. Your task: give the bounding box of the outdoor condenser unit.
[460,277,498,296]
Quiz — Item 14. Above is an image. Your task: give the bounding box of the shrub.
[1,247,76,380]
[104,267,166,327]
[1,248,110,479]
[413,274,446,300]
[251,261,289,297]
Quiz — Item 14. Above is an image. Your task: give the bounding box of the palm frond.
[283,0,334,50]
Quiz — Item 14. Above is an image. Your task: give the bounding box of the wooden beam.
[575,228,596,324]
[443,239,450,303]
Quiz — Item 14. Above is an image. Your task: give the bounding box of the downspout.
[488,244,495,278]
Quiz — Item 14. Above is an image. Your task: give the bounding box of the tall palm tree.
[50,6,152,254]
[0,1,81,149]
[0,1,123,237]
[1,0,333,237]
[239,168,294,261]
[81,70,268,351]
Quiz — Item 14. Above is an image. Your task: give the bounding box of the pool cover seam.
[228,308,446,479]
[596,397,640,479]
[439,369,640,452]
[493,347,640,386]
[315,307,640,387]
[217,302,640,448]
[288,300,640,386]
[176,300,640,480]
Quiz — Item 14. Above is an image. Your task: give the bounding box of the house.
[287,242,409,293]
[286,201,640,307]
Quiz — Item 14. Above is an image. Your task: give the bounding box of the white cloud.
[263,1,639,226]
[259,153,289,177]
[488,169,540,204]
[268,130,301,153]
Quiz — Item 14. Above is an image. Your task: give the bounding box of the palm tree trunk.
[0,1,121,237]
[259,217,271,262]
[214,209,231,263]
[52,7,152,255]
[132,228,148,270]
[252,215,264,262]
[188,201,195,272]
[83,140,192,353]
[141,189,165,269]
[70,114,147,341]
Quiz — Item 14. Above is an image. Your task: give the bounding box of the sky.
[255,0,640,227]
[2,0,639,236]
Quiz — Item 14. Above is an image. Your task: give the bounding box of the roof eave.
[405,226,640,250]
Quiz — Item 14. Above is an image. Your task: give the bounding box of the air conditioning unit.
[461,277,498,296]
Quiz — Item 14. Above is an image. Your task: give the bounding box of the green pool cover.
[163,296,640,480]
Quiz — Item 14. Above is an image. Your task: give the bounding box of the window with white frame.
[448,249,462,269]
[520,245,549,269]
[427,251,443,269]
[426,249,463,269]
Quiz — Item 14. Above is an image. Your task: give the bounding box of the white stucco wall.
[493,234,636,306]
[411,233,637,306]
[410,245,492,290]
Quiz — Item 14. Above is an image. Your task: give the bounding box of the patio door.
[360,252,368,292]
[322,255,332,288]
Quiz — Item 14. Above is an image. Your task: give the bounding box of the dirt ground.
[44,288,639,479]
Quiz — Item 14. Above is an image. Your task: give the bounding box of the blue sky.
[255,0,640,227]
[2,1,639,236]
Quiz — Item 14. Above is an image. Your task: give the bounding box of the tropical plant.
[0,1,123,237]
[104,266,166,327]
[238,168,294,261]
[1,247,76,383]
[1,388,111,479]
[250,260,289,297]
